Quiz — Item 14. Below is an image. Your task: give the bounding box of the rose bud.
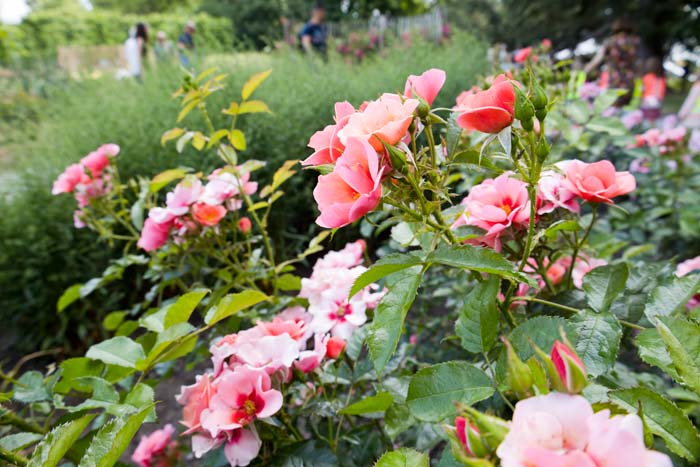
[551,340,587,394]
[325,336,346,359]
[238,216,252,234]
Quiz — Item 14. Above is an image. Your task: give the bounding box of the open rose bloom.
[455,74,516,134]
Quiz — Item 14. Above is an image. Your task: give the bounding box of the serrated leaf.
[241,69,272,100]
[455,276,500,353]
[204,290,269,325]
[406,361,494,422]
[28,414,95,467]
[636,328,678,379]
[86,337,145,369]
[374,448,428,467]
[610,387,700,462]
[140,289,209,333]
[339,392,393,415]
[570,310,621,377]
[77,406,152,467]
[427,245,534,285]
[582,262,628,313]
[14,371,52,403]
[644,274,700,320]
[655,317,700,393]
[349,254,422,298]
[160,127,185,146]
[367,267,423,373]
[0,432,43,451]
[57,284,82,312]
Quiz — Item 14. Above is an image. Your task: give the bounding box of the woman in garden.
[124,22,149,80]
[584,17,641,106]
[641,56,666,122]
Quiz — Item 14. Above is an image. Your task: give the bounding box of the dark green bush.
[0,33,487,352]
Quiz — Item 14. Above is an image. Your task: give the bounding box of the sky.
[0,0,30,24]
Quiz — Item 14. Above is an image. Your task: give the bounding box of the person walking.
[299,3,328,59]
[124,22,148,80]
[584,18,641,107]
[177,21,196,67]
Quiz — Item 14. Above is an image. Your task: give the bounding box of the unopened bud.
[238,217,252,234]
[457,404,509,449]
[514,87,535,123]
[551,340,587,394]
[537,135,550,162]
[531,83,548,111]
[384,143,409,174]
[455,416,486,458]
[325,336,346,359]
[504,337,533,397]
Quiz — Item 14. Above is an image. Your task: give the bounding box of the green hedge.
[0,33,488,352]
[5,10,233,58]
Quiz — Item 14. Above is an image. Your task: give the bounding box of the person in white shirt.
[124,23,148,80]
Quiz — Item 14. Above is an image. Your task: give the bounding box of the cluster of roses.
[451,159,636,250]
[154,241,384,467]
[302,68,446,228]
[138,167,256,252]
[633,125,687,154]
[452,341,672,467]
[51,143,120,228]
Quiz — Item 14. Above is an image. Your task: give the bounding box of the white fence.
[326,8,445,43]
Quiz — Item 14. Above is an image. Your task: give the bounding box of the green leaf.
[277,274,301,291]
[241,69,272,100]
[57,284,82,312]
[406,361,494,422]
[374,448,429,467]
[636,328,678,379]
[54,358,104,394]
[455,276,500,353]
[349,253,423,298]
[229,129,247,150]
[238,100,272,114]
[610,387,700,462]
[160,127,185,146]
[655,317,700,393]
[102,311,126,331]
[140,289,209,333]
[78,405,152,467]
[384,404,415,441]
[86,337,145,369]
[582,263,628,313]
[149,168,189,193]
[0,433,43,451]
[137,322,195,370]
[570,310,622,377]
[644,274,700,320]
[367,267,423,373]
[427,245,534,285]
[207,129,229,148]
[204,290,269,325]
[27,414,96,467]
[339,392,393,415]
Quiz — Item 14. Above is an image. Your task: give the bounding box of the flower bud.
[456,404,510,450]
[551,340,587,394]
[238,217,252,234]
[416,96,431,119]
[503,338,533,397]
[537,135,550,162]
[326,336,346,359]
[531,343,567,392]
[531,82,548,111]
[455,416,486,458]
[383,143,409,175]
[514,87,535,123]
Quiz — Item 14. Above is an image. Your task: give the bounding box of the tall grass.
[0,33,488,352]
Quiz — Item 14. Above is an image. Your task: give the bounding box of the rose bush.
[2,59,700,467]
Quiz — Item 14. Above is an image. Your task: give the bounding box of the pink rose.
[514,46,533,63]
[325,336,346,359]
[302,101,355,166]
[52,164,85,195]
[131,424,176,467]
[192,202,227,227]
[223,427,262,467]
[295,333,327,373]
[497,393,671,467]
[200,366,283,436]
[455,74,516,134]
[403,68,446,106]
[563,160,636,203]
[452,173,532,250]
[538,170,580,214]
[176,373,216,434]
[166,177,203,216]
[80,143,119,176]
[338,93,419,151]
[571,256,607,289]
[138,218,172,251]
[238,217,252,233]
[676,256,700,277]
[313,137,384,229]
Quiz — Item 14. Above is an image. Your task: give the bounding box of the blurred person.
[154,31,174,61]
[679,80,700,128]
[640,56,666,122]
[299,3,328,59]
[584,17,641,106]
[177,21,196,67]
[124,22,148,80]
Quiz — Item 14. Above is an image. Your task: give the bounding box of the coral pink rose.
[563,160,636,203]
[200,366,283,436]
[52,164,85,195]
[131,424,176,467]
[325,336,346,359]
[497,393,672,467]
[514,46,533,63]
[302,101,355,166]
[192,202,227,227]
[452,173,532,250]
[238,216,252,233]
[456,74,516,134]
[545,256,572,286]
[338,93,419,151]
[80,143,119,176]
[138,218,172,251]
[403,68,446,106]
[313,137,384,228]
[223,427,261,467]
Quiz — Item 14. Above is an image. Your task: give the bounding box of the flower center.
[243,398,257,416]
[501,204,512,215]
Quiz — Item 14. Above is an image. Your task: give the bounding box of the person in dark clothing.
[177,21,196,67]
[299,4,327,58]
